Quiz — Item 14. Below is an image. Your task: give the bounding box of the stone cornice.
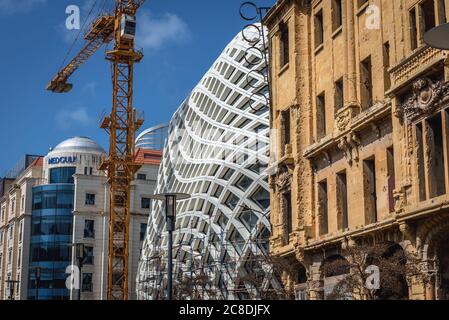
[303,100,392,160]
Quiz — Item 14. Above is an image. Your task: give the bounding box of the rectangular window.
[334,78,344,111]
[83,246,94,265]
[137,173,147,180]
[421,0,436,32]
[439,0,447,24]
[410,8,418,50]
[21,196,25,211]
[387,147,396,213]
[141,198,151,209]
[279,22,289,67]
[426,113,447,197]
[332,0,343,32]
[82,273,93,292]
[89,167,93,175]
[284,192,293,237]
[281,110,291,155]
[140,223,147,241]
[318,180,328,236]
[84,220,95,238]
[317,92,326,141]
[17,248,21,268]
[360,56,373,109]
[336,171,349,231]
[416,123,427,201]
[363,158,378,224]
[18,221,23,242]
[315,9,324,48]
[85,193,95,206]
[383,42,391,90]
[84,167,88,175]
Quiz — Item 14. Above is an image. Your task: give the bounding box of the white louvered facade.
[137,25,275,300]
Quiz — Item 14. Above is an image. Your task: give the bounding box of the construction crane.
[47,0,146,300]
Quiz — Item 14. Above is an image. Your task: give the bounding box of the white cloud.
[0,0,46,15]
[137,11,190,50]
[56,107,92,128]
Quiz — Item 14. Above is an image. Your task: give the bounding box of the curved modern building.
[137,25,275,300]
[136,123,169,151]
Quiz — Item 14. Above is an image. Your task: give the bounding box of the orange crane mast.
[47,0,146,300]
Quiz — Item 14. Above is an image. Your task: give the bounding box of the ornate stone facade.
[265,0,449,300]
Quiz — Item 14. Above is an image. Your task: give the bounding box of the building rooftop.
[52,136,106,154]
[134,148,163,165]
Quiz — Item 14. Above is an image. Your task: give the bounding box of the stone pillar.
[345,0,358,107]
[307,263,324,300]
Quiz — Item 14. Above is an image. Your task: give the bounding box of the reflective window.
[140,223,147,241]
[49,167,76,184]
[83,246,94,265]
[85,193,95,206]
[82,273,93,292]
[224,193,239,210]
[141,198,151,209]
[251,187,270,210]
[234,175,253,191]
[84,220,95,238]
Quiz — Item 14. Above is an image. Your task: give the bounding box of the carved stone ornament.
[336,109,351,132]
[276,166,292,192]
[396,77,449,121]
[393,188,407,214]
[337,133,361,165]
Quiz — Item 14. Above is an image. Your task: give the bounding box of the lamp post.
[150,193,190,300]
[29,266,42,300]
[424,23,449,50]
[68,243,85,300]
[5,279,19,301]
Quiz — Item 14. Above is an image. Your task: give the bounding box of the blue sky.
[0,0,274,175]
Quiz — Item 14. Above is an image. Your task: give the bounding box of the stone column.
[307,263,324,300]
[345,0,358,107]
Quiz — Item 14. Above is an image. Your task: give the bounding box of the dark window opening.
[439,0,447,24]
[421,0,436,32]
[315,10,324,48]
[363,158,378,224]
[416,123,427,201]
[334,78,344,111]
[84,220,95,239]
[281,110,291,156]
[280,22,289,67]
[85,193,95,206]
[410,8,418,50]
[336,171,349,231]
[332,0,343,32]
[387,147,396,213]
[383,42,391,90]
[141,197,151,209]
[318,180,328,236]
[284,192,293,239]
[426,113,447,197]
[317,92,326,140]
[360,56,373,109]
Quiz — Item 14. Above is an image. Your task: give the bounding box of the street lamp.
[150,192,190,300]
[29,266,42,300]
[5,278,19,301]
[424,23,449,50]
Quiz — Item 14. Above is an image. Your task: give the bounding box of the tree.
[324,242,422,300]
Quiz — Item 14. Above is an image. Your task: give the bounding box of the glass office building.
[27,183,74,300]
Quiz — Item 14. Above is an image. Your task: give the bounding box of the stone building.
[265,0,449,300]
